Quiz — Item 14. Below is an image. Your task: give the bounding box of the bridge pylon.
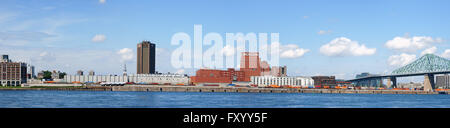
[424,74,435,92]
[386,77,397,88]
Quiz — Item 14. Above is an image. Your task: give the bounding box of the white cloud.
[0,12,17,23]
[31,51,57,62]
[8,17,87,35]
[117,48,133,63]
[420,46,437,55]
[278,44,310,58]
[320,37,376,56]
[218,42,309,59]
[442,49,450,59]
[0,11,88,47]
[302,16,309,19]
[388,53,416,67]
[175,69,185,74]
[221,45,235,56]
[318,30,332,35]
[260,42,309,58]
[156,48,165,55]
[99,0,106,4]
[92,34,106,42]
[42,6,56,11]
[385,36,442,52]
[39,51,48,57]
[0,31,54,46]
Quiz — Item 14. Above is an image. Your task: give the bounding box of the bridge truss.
[392,54,450,75]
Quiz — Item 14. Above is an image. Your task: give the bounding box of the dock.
[1,85,448,95]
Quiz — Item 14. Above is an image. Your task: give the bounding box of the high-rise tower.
[137,41,156,74]
[240,52,262,81]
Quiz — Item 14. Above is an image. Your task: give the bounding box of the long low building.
[250,76,314,87]
[64,74,190,85]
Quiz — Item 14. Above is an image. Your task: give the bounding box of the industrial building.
[77,70,84,76]
[436,75,450,89]
[51,70,61,80]
[397,82,423,89]
[137,41,156,74]
[64,74,190,85]
[312,76,336,87]
[354,72,382,87]
[260,60,287,77]
[89,70,95,76]
[336,79,352,86]
[190,52,289,86]
[239,52,262,81]
[191,68,246,86]
[0,55,27,86]
[250,76,314,88]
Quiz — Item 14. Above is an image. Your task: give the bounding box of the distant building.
[1,55,11,62]
[260,61,271,75]
[191,68,246,86]
[37,72,44,79]
[191,52,289,86]
[0,55,27,86]
[50,70,61,80]
[271,66,287,77]
[398,82,423,89]
[336,79,352,86]
[89,70,95,76]
[355,72,382,87]
[240,52,261,81]
[77,70,84,76]
[356,72,380,78]
[27,64,35,79]
[260,61,287,77]
[251,76,314,88]
[312,76,336,87]
[64,74,189,85]
[436,75,450,89]
[137,41,156,74]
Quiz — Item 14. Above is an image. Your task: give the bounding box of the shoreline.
[0,85,448,95]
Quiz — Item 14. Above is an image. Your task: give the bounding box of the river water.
[1,90,450,108]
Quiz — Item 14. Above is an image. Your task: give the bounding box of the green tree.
[42,71,52,79]
[59,72,67,79]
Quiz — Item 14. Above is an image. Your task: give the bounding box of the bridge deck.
[348,71,450,82]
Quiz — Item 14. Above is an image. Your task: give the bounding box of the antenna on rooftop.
[123,63,127,76]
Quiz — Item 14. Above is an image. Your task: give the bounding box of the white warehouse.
[64,74,190,85]
[250,76,314,87]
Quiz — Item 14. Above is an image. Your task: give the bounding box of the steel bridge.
[348,54,450,91]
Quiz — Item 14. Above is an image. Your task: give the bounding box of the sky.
[0,0,449,81]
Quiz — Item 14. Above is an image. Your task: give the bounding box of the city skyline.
[0,0,450,80]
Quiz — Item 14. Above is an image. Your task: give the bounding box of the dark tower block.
[137,41,156,74]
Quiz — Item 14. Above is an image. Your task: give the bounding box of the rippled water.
[1,90,450,108]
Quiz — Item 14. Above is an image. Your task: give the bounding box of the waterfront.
[1,90,450,108]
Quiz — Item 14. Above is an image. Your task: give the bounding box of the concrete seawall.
[1,85,448,95]
[108,86,446,95]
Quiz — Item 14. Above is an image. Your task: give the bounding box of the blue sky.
[0,0,449,80]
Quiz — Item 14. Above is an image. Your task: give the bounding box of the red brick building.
[191,52,264,84]
[1,55,27,86]
[312,76,336,87]
[239,52,262,81]
[190,52,289,85]
[190,68,246,84]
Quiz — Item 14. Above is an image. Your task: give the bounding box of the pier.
[1,85,447,95]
